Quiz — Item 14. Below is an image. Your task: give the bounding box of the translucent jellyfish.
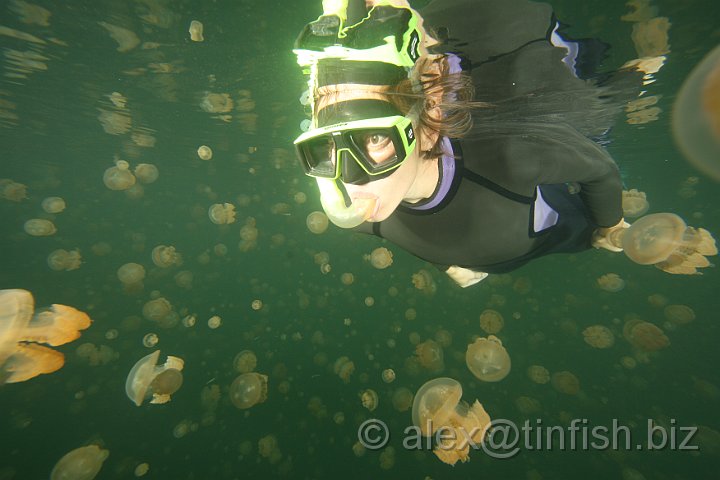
[434,329,452,348]
[582,325,615,348]
[612,213,717,274]
[134,164,159,184]
[258,434,282,463]
[197,145,213,160]
[103,159,136,191]
[411,377,491,465]
[50,445,109,480]
[42,196,66,214]
[526,365,550,384]
[0,289,91,384]
[200,93,233,114]
[415,339,444,373]
[189,20,204,42]
[382,368,396,383]
[234,350,257,373]
[134,463,149,477]
[623,319,670,351]
[151,245,182,268]
[622,189,649,218]
[365,247,393,269]
[174,270,193,289]
[117,263,145,285]
[379,446,395,470]
[98,21,140,52]
[340,272,354,285]
[306,211,329,234]
[360,389,378,411]
[479,309,504,334]
[0,179,27,202]
[672,45,720,180]
[47,249,82,271]
[551,371,580,395]
[465,335,511,382]
[411,269,436,295]
[392,387,414,412]
[597,273,625,292]
[229,372,268,409]
[663,304,696,325]
[333,356,355,383]
[207,315,221,329]
[125,350,184,406]
[208,203,236,225]
[24,218,56,236]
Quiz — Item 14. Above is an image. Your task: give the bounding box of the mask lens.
[300,136,336,177]
[348,129,400,171]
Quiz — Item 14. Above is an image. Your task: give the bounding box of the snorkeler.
[292,0,715,287]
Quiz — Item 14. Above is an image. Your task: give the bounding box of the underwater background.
[1,0,719,478]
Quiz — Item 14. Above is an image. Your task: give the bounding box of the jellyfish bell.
[229,372,268,409]
[479,309,504,334]
[24,218,56,236]
[360,389,378,411]
[366,247,393,269]
[233,350,257,373]
[42,196,66,214]
[50,444,109,480]
[151,245,182,268]
[47,249,82,271]
[551,371,580,395]
[208,203,236,225]
[0,289,91,384]
[197,145,212,160]
[149,368,183,401]
[622,189,649,218]
[582,325,615,348]
[103,159,136,191]
[597,273,625,292]
[465,335,511,382]
[134,163,159,184]
[125,350,184,406]
[117,263,145,284]
[414,339,444,373]
[306,211,329,234]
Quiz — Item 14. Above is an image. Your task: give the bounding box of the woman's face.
[315,84,430,222]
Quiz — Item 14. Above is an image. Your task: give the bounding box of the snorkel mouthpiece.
[316,177,377,228]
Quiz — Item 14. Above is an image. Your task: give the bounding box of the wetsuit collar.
[403,136,455,210]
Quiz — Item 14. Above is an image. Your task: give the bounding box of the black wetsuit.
[352,0,628,274]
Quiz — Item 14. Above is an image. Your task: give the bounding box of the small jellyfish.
[664,304,696,325]
[207,315,221,329]
[142,333,158,348]
[251,299,263,311]
[623,319,670,351]
[391,387,414,412]
[0,289,91,384]
[174,270,193,289]
[41,196,66,214]
[117,263,145,285]
[622,189,649,218]
[582,325,615,348]
[125,350,184,406]
[411,377,491,465]
[24,218,56,236]
[142,298,171,322]
[465,335,511,382]
[365,247,393,269]
[340,272,354,285]
[50,445,109,480]
[479,309,504,334]
[47,249,82,271]
[151,245,182,268]
[360,389,378,411]
[208,203,236,225]
[382,368,396,383]
[229,372,268,409]
[526,365,550,384]
[306,211,329,234]
[134,164,159,184]
[134,463,149,477]
[197,145,213,160]
[189,20,204,42]
[233,350,257,373]
[411,269,436,295]
[0,179,27,202]
[415,339,444,373]
[103,159,136,191]
[597,273,625,292]
[333,356,355,383]
[551,371,580,395]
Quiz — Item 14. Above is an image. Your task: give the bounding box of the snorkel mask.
[293,0,428,228]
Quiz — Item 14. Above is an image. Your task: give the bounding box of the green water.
[1,0,719,478]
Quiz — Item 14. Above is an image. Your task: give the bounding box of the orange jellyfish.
[479,309,504,334]
[125,350,184,406]
[622,189,649,218]
[582,325,615,348]
[465,335,511,382]
[50,445,109,480]
[623,319,670,351]
[551,371,580,395]
[415,339,444,373]
[230,372,268,409]
[412,377,491,466]
[0,289,91,384]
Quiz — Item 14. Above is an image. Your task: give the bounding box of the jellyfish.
[189,20,204,41]
[229,372,268,409]
[151,245,182,268]
[379,446,395,470]
[515,395,542,415]
[47,249,82,271]
[207,315,221,329]
[208,203,236,225]
[411,377,491,465]
[24,218,56,236]
[306,211,329,234]
[50,445,109,480]
[360,389,378,411]
[234,350,257,373]
[365,247,393,269]
[551,371,580,395]
[392,387,414,412]
[333,356,355,383]
[672,45,720,180]
[664,304,695,325]
[258,434,282,464]
[340,272,354,285]
[42,196,66,214]
[597,273,625,292]
[134,463,149,477]
[117,263,145,285]
[623,319,670,351]
[465,335,511,382]
[200,93,233,114]
[582,325,615,348]
[479,309,504,334]
[411,269,436,295]
[0,179,27,202]
[98,21,140,52]
[134,163,159,184]
[125,350,184,406]
[622,189,649,218]
[103,159,136,191]
[197,145,213,160]
[526,365,550,384]
[0,289,91,384]
[382,368,396,383]
[174,270,193,290]
[608,213,717,275]
[415,339,444,373]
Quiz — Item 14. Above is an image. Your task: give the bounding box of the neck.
[403,156,440,203]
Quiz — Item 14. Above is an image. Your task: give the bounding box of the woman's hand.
[592,218,631,252]
[446,265,488,288]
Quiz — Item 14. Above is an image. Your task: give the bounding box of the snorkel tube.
[316,177,378,228]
